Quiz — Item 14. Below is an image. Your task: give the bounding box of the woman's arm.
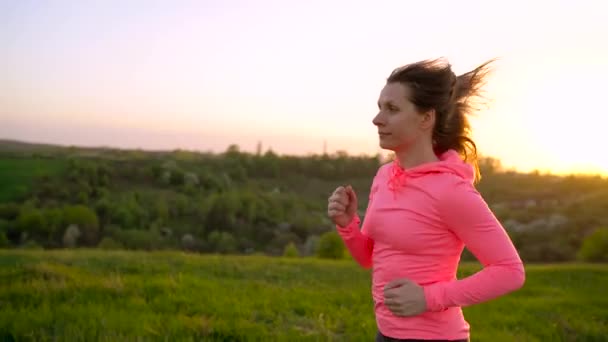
[335,172,381,269]
[336,214,374,268]
[423,180,525,312]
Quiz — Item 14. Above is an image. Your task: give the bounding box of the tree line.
[0,143,607,262]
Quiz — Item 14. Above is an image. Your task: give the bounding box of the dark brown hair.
[387,57,494,182]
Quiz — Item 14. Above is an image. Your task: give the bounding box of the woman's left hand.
[383,278,427,317]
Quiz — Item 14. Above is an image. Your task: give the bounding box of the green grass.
[0,158,66,202]
[0,250,607,341]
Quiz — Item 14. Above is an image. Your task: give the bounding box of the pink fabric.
[336,150,525,340]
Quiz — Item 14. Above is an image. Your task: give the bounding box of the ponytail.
[387,58,495,182]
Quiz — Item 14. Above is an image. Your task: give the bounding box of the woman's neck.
[395,142,439,169]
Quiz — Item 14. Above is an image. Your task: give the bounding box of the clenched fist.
[327,185,358,228]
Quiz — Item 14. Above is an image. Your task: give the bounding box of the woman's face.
[372,82,432,152]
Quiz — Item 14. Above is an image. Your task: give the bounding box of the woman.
[327,58,525,342]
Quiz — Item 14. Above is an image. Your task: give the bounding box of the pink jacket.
[336,150,525,340]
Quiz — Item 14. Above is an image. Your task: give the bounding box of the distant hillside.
[0,139,65,153]
[0,139,607,262]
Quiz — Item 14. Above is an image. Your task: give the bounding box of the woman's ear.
[420,109,436,130]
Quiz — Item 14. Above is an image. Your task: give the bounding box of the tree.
[16,207,48,239]
[62,205,99,245]
[170,170,186,186]
[0,203,20,220]
[154,198,169,224]
[316,231,345,259]
[205,193,239,231]
[108,193,148,229]
[95,197,112,225]
[578,227,608,262]
[43,208,63,239]
[225,144,241,156]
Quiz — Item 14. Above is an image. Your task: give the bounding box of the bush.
[170,170,185,186]
[208,230,237,254]
[62,205,99,245]
[283,242,300,258]
[316,231,345,259]
[0,219,9,233]
[0,232,9,248]
[16,208,47,236]
[0,203,20,220]
[98,237,123,250]
[578,227,608,262]
[21,240,43,250]
[112,229,167,251]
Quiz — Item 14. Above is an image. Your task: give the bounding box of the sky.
[1,0,607,175]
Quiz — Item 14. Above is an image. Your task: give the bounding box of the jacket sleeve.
[335,172,380,269]
[336,214,374,268]
[423,179,525,311]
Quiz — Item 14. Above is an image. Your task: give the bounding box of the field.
[1,250,607,341]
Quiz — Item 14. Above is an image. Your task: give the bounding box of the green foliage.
[63,205,99,227]
[0,231,9,248]
[207,230,237,254]
[0,218,8,231]
[0,158,66,202]
[0,203,19,220]
[169,169,185,186]
[20,240,42,249]
[110,229,168,251]
[94,196,112,224]
[153,198,169,224]
[107,193,148,229]
[16,207,47,235]
[97,237,123,250]
[316,231,345,259]
[578,227,608,262]
[44,208,64,237]
[283,242,300,257]
[3,143,608,262]
[205,193,239,231]
[62,205,99,245]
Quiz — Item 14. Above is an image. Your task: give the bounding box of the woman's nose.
[372,112,384,126]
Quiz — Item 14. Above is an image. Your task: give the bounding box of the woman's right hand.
[327,185,358,228]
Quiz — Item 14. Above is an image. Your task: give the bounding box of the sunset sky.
[1,0,607,175]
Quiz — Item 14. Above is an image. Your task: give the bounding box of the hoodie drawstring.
[388,161,406,192]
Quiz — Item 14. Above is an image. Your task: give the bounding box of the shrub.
[98,237,123,250]
[283,242,300,258]
[578,227,608,262]
[316,231,344,259]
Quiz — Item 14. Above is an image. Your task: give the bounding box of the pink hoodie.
[336,149,525,340]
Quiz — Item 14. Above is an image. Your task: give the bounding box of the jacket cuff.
[336,215,360,232]
[423,282,447,312]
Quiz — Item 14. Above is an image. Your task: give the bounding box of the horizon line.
[2,137,607,179]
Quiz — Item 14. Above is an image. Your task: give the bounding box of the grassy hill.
[1,139,608,262]
[0,250,607,341]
